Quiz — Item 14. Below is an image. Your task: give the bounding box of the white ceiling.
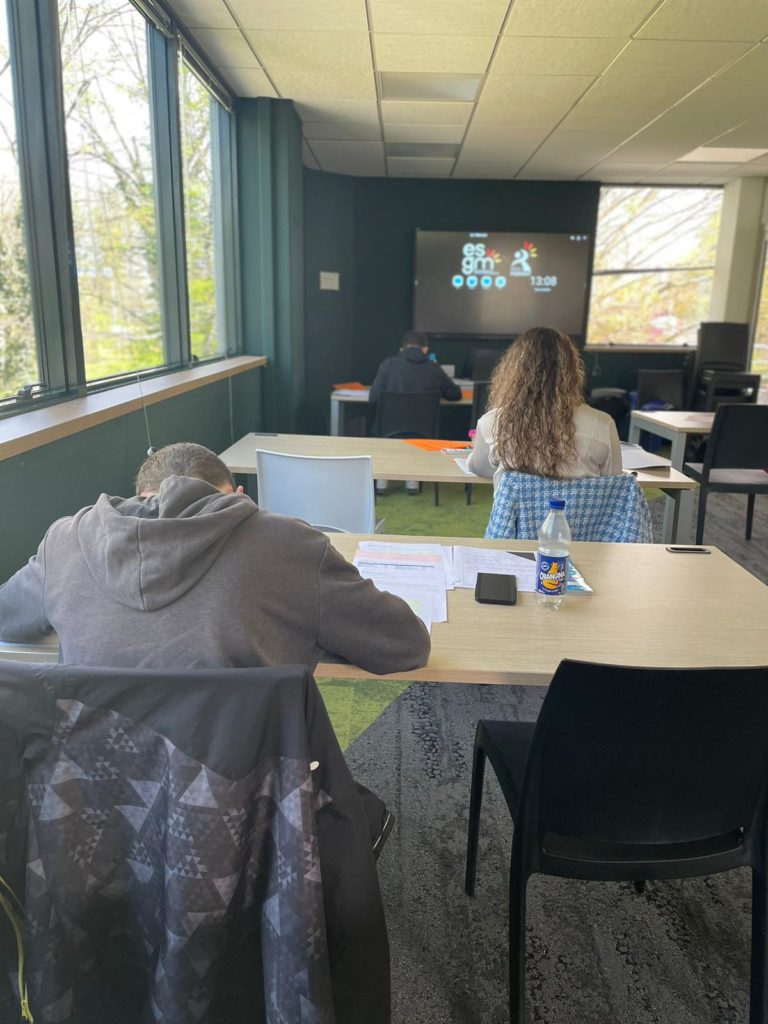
[166,0,768,183]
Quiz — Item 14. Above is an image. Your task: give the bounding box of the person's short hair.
[400,329,429,350]
[135,443,235,494]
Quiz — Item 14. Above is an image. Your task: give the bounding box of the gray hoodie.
[0,476,431,674]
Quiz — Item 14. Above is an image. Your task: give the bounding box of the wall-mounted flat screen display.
[414,230,591,336]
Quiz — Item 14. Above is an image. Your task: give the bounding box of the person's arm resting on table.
[436,366,462,402]
[316,540,430,675]
[466,412,496,479]
[0,537,52,641]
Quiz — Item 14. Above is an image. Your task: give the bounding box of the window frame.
[0,0,240,420]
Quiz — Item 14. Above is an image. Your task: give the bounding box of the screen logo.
[510,241,538,277]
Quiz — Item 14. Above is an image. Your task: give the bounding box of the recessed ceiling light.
[379,72,482,103]
[385,142,459,158]
[677,146,768,163]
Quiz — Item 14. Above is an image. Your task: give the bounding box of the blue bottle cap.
[549,498,566,509]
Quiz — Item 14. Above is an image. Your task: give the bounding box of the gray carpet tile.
[346,495,768,1023]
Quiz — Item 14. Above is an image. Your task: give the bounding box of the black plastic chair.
[375,391,441,504]
[684,404,768,543]
[471,347,503,381]
[466,380,491,505]
[636,369,684,410]
[465,659,768,1024]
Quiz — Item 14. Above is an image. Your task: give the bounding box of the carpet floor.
[328,485,768,1023]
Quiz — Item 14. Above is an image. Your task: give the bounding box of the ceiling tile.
[189,28,258,67]
[460,128,550,162]
[295,100,380,124]
[251,32,375,101]
[559,105,655,132]
[642,163,743,184]
[482,73,595,107]
[579,76,702,109]
[228,0,369,32]
[720,44,768,80]
[311,140,386,175]
[167,0,236,29]
[384,123,466,143]
[387,156,456,175]
[591,160,669,176]
[493,36,625,76]
[712,115,768,149]
[386,142,459,158]
[374,34,495,74]
[370,0,508,36]
[516,167,581,180]
[604,40,752,79]
[472,101,568,129]
[594,170,662,183]
[453,160,524,178]
[638,0,768,42]
[222,67,278,96]
[379,72,482,102]
[505,0,659,38]
[380,101,474,125]
[536,127,632,154]
[303,122,382,141]
[609,138,705,161]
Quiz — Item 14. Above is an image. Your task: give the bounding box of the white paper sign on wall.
[319,271,340,291]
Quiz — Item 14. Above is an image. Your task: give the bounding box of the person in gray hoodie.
[0,442,431,674]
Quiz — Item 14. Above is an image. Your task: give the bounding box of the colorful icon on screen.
[452,275,464,289]
[481,276,492,289]
[466,275,478,289]
[495,276,507,288]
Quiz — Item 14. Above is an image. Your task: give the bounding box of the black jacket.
[0,661,389,1024]
[368,347,462,404]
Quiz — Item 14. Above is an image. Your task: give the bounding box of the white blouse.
[467,403,623,489]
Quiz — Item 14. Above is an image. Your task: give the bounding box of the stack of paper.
[452,546,592,594]
[620,442,670,470]
[354,542,451,632]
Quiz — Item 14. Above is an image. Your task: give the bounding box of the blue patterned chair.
[486,471,653,542]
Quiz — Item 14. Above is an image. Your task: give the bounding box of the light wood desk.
[628,410,714,470]
[330,389,472,436]
[219,432,698,542]
[2,536,766,687]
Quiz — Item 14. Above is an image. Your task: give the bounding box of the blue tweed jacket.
[485,471,653,543]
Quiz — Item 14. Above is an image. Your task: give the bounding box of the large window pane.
[588,186,722,347]
[59,0,164,381]
[179,60,223,360]
[0,2,37,401]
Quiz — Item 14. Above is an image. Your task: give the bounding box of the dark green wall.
[582,347,691,394]
[0,369,262,581]
[303,171,602,434]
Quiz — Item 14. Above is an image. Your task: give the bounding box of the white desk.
[219,432,698,543]
[2,537,766,687]
[330,388,473,436]
[628,410,714,470]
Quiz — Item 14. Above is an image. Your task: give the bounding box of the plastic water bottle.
[536,499,571,610]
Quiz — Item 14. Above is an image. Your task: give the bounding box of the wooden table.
[628,410,714,470]
[219,432,698,542]
[330,389,472,436]
[3,536,766,687]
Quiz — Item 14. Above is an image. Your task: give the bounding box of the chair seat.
[686,463,768,487]
[477,720,535,817]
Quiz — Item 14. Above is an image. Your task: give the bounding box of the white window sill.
[0,356,267,462]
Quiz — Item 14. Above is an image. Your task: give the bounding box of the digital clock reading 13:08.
[530,275,558,288]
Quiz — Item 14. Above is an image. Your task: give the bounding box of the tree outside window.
[0,1,38,401]
[588,186,723,347]
[59,0,164,382]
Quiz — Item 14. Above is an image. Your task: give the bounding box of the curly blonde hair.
[488,326,586,479]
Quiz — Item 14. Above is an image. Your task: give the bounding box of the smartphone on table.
[474,572,517,605]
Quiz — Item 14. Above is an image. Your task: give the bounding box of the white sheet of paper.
[353,550,448,622]
[620,443,670,470]
[453,457,478,477]
[358,541,456,588]
[333,389,370,399]
[452,546,538,591]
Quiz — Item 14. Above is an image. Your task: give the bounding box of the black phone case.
[474,572,517,605]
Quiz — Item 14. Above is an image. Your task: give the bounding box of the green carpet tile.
[317,678,411,750]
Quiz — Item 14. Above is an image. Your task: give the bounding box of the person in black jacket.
[369,329,462,405]
[369,330,462,493]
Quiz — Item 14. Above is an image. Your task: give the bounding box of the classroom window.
[588,186,723,347]
[751,242,768,401]
[59,0,165,382]
[0,1,38,402]
[179,59,224,360]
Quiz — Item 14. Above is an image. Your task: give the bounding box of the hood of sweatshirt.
[401,347,428,364]
[75,475,257,611]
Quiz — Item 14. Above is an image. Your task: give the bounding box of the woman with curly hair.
[466,326,622,486]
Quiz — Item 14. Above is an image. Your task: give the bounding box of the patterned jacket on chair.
[0,662,389,1024]
[485,471,653,542]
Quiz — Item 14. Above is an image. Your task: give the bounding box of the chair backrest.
[636,369,684,410]
[696,321,750,374]
[375,390,440,439]
[703,404,768,472]
[587,389,631,434]
[0,660,388,1022]
[485,471,653,543]
[470,347,504,381]
[521,660,768,858]
[255,449,375,532]
[471,380,491,427]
